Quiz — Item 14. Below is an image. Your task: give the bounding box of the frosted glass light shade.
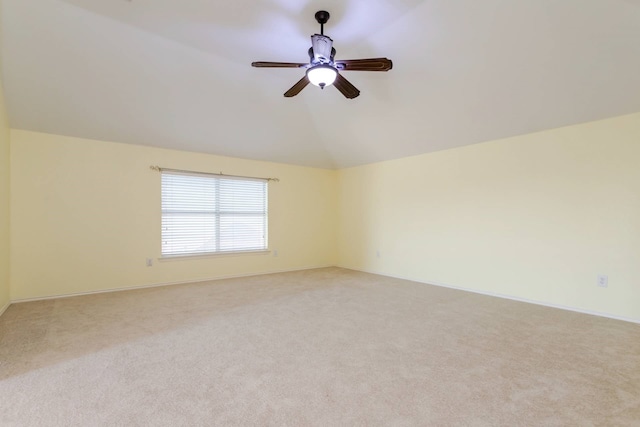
[306,65,337,88]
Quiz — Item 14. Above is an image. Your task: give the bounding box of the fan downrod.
[315,10,330,34]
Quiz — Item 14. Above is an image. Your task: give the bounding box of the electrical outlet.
[273,250,278,257]
[146,258,153,267]
[376,250,381,258]
[597,274,608,288]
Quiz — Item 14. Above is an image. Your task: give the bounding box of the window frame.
[160,170,269,258]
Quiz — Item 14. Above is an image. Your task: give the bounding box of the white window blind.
[161,171,268,256]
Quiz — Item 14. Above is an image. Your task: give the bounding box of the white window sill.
[158,250,271,262]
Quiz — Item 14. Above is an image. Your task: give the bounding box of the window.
[161,171,268,257]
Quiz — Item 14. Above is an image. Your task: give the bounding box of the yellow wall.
[10,130,337,300]
[6,115,640,322]
[0,72,10,312]
[338,113,640,321]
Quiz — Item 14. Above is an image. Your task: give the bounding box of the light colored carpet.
[1,267,639,426]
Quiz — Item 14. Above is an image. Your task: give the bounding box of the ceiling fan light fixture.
[306,64,337,88]
[251,10,392,98]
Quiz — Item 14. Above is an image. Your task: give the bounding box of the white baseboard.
[341,266,640,325]
[0,301,10,317]
[11,265,334,304]
[11,265,638,325]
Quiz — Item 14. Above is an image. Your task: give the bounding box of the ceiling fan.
[251,10,393,99]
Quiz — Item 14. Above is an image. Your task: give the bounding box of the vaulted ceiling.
[2,0,640,169]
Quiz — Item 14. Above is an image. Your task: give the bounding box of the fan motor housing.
[310,34,335,64]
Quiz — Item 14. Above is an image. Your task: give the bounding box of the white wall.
[10,130,337,300]
[338,113,640,321]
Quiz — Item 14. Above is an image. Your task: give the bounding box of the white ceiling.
[2,0,640,169]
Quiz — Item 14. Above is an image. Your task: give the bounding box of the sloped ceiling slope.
[1,0,640,169]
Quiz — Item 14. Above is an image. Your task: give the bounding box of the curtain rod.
[150,166,279,182]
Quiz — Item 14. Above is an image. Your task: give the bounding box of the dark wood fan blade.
[335,58,393,72]
[252,61,307,68]
[284,76,310,97]
[333,73,360,99]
